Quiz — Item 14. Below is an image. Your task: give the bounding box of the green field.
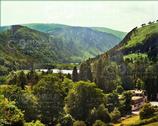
[114,115,139,126]
[144,122,158,126]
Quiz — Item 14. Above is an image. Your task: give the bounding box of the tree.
[110,108,121,122]
[139,103,155,119]
[65,81,106,122]
[72,66,78,82]
[96,59,121,92]
[97,104,111,123]
[106,92,119,112]
[116,85,124,94]
[66,73,71,79]
[118,91,132,116]
[18,71,27,89]
[89,104,111,124]
[0,85,39,122]
[0,95,24,126]
[7,71,18,85]
[136,78,144,90]
[59,114,74,126]
[92,120,107,126]
[33,76,65,125]
[25,120,45,126]
[73,121,86,126]
[27,70,39,86]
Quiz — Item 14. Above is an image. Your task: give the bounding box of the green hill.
[0,24,124,74]
[79,22,158,93]
[23,23,126,40]
[91,27,126,40]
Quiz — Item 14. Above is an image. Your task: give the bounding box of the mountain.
[91,27,126,40]
[0,24,125,74]
[79,22,158,93]
[23,23,126,60]
[107,22,158,61]
[23,23,126,40]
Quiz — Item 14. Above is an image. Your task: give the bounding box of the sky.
[1,1,158,32]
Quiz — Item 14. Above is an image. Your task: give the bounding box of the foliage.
[89,104,111,124]
[72,66,78,82]
[18,71,27,89]
[33,75,65,125]
[0,23,121,70]
[123,23,158,49]
[106,92,119,112]
[139,103,156,120]
[24,120,45,126]
[92,120,107,126]
[110,108,121,122]
[27,70,39,86]
[65,81,106,122]
[123,53,148,63]
[79,61,93,82]
[0,85,39,122]
[0,95,24,126]
[73,120,86,126]
[118,91,132,116]
[95,59,121,92]
[116,85,124,94]
[59,114,74,126]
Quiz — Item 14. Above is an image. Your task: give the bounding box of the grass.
[144,122,158,126]
[114,115,139,126]
[123,53,148,62]
[123,23,158,49]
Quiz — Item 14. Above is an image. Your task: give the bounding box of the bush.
[24,120,45,126]
[110,108,121,122]
[73,120,86,126]
[139,103,155,119]
[65,81,106,122]
[60,114,74,126]
[0,95,24,126]
[116,85,124,94]
[92,120,107,126]
[89,104,111,124]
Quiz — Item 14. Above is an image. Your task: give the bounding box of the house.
[131,90,147,111]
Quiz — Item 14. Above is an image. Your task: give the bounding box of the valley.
[2,0,158,125]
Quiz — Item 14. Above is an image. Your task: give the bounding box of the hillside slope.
[0,24,123,63]
[79,22,158,93]
[23,23,126,40]
[0,24,124,74]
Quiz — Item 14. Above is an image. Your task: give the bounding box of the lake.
[38,69,79,74]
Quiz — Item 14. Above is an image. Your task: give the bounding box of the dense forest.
[79,22,158,100]
[0,21,158,126]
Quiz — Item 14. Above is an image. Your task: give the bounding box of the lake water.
[38,69,79,74]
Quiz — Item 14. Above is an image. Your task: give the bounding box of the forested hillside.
[79,22,158,100]
[0,24,125,74]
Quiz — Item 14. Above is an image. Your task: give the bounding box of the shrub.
[0,95,24,126]
[92,120,107,126]
[139,103,155,119]
[116,85,124,94]
[110,108,121,122]
[89,104,111,124]
[60,114,74,126]
[73,120,86,126]
[24,120,45,126]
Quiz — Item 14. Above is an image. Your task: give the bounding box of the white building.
[131,90,147,111]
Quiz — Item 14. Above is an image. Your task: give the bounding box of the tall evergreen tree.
[72,66,78,82]
[18,71,27,90]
